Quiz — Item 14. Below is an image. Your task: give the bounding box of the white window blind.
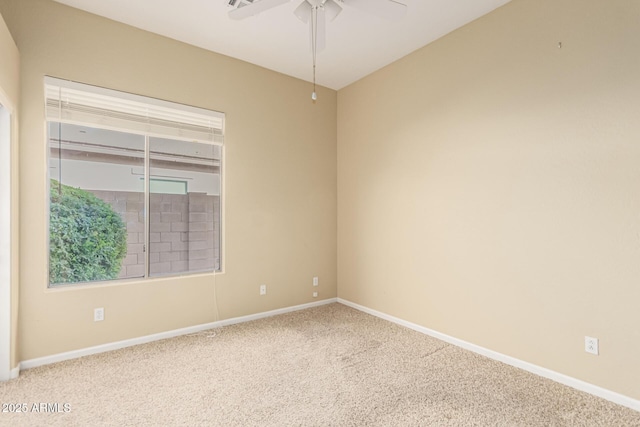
[44,77,224,145]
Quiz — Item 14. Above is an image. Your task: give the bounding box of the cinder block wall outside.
[89,190,220,278]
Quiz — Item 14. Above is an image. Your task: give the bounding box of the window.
[148,179,187,195]
[46,77,224,286]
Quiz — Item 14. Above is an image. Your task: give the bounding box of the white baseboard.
[20,298,337,371]
[337,298,640,413]
[220,298,337,327]
[18,296,638,413]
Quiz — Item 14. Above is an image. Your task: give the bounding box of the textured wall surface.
[338,0,640,400]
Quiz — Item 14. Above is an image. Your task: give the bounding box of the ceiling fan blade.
[293,0,312,23]
[324,0,343,22]
[229,0,291,20]
[347,0,407,20]
[309,7,326,53]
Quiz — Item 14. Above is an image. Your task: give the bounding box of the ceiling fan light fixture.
[323,0,342,22]
[227,0,408,101]
[293,1,312,23]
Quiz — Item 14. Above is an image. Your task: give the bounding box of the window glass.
[149,179,187,195]
[148,138,221,276]
[48,123,146,285]
[46,77,224,287]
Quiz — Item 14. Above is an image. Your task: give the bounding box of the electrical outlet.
[313,291,318,298]
[260,284,267,296]
[313,276,319,286]
[585,336,599,355]
[94,307,104,322]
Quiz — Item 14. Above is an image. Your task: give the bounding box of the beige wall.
[0,9,18,102]
[3,0,638,405]
[338,0,640,400]
[0,7,19,370]
[0,0,337,361]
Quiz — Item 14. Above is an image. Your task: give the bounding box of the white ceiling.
[52,0,511,90]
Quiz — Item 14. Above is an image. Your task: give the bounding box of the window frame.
[45,77,225,288]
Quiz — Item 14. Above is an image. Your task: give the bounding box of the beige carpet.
[0,303,638,426]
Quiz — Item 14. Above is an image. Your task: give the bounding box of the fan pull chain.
[312,65,317,101]
[311,6,317,101]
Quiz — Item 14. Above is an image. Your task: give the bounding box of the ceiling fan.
[227,0,408,100]
[228,1,407,50]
